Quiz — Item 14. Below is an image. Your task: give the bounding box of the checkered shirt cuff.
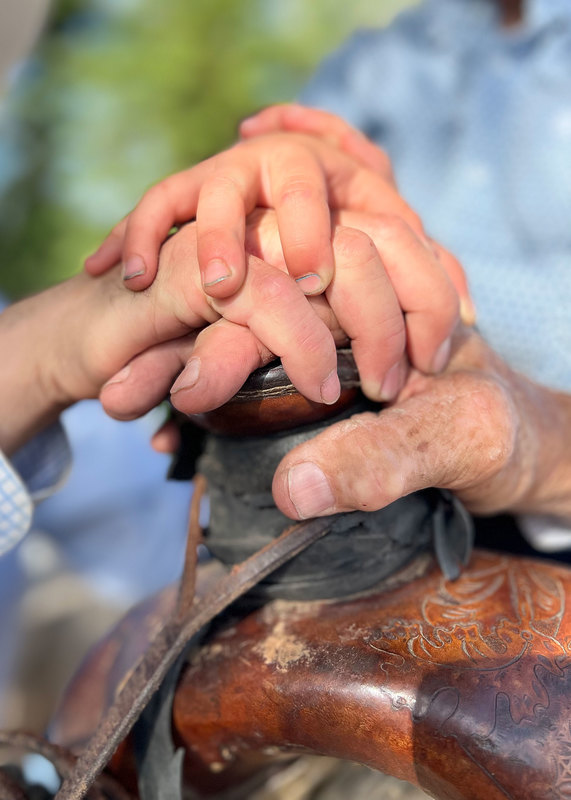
[0,450,33,557]
[0,421,71,557]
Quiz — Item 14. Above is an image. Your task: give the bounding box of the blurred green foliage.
[0,0,414,299]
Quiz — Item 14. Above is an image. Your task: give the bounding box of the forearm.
[0,262,200,455]
[0,282,75,455]
[0,271,146,455]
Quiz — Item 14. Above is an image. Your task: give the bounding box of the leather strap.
[54,516,334,800]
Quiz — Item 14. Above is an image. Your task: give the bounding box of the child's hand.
[84,132,426,299]
[94,217,341,418]
[100,208,462,423]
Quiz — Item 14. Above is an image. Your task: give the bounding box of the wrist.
[440,332,571,521]
[511,381,571,519]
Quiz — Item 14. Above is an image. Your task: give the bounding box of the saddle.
[2,352,570,800]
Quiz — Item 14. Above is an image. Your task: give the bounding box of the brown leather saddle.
[2,352,570,800]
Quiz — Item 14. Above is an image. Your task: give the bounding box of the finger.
[272,369,512,519]
[151,420,180,454]
[245,131,422,240]
[99,334,198,420]
[84,218,127,275]
[327,226,407,401]
[266,141,335,293]
[336,211,460,374]
[431,240,477,326]
[100,318,275,420]
[320,153,426,239]
[104,297,345,422]
[240,104,394,178]
[170,318,275,415]
[116,161,215,291]
[212,256,340,405]
[195,156,260,298]
[245,208,448,380]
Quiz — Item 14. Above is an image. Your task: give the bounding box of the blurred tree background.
[0,0,415,299]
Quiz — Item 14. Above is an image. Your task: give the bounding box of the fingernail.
[460,296,477,327]
[122,255,146,281]
[203,258,232,287]
[295,273,324,295]
[103,364,131,387]
[320,370,341,405]
[379,362,402,402]
[432,337,451,373]
[287,462,335,519]
[171,358,201,394]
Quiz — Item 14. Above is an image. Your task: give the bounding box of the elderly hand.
[270,327,571,522]
[96,205,571,528]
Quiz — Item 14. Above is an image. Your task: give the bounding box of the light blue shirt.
[301,0,571,392]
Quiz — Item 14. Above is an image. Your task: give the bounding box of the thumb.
[271,373,513,519]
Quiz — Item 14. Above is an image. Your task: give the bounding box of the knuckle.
[253,270,290,305]
[333,227,377,264]
[369,213,412,242]
[475,381,517,457]
[443,284,461,324]
[109,221,125,239]
[428,280,461,328]
[140,182,169,208]
[197,227,228,253]
[206,171,244,197]
[405,209,425,234]
[377,314,406,356]
[378,157,395,183]
[451,374,518,478]
[376,147,392,170]
[296,324,332,361]
[442,248,464,273]
[337,413,397,509]
[277,178,320,206]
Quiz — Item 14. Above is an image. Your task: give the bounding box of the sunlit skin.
[85,131,472,402]
[94,214,571,525]
[6,0,568,547]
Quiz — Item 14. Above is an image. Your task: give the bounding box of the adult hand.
[240,103,395,175]
[84,131,424,297]
[101,208,462,420]
[240,104,476,327]
[271,327,571,522]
